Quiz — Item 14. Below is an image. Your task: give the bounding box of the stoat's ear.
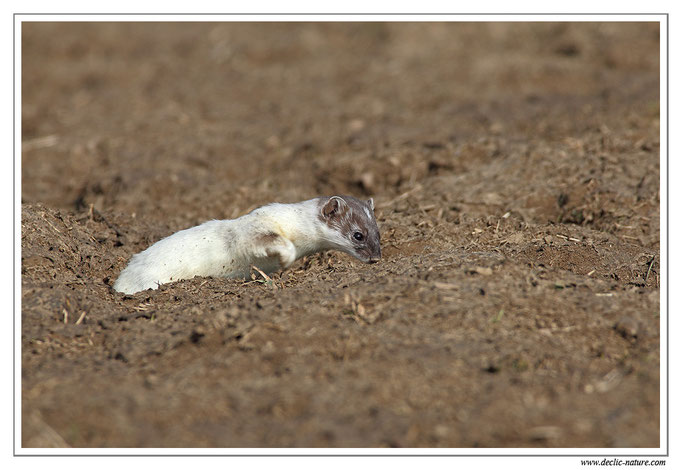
[322,196,347,218]
[367,198,375,211]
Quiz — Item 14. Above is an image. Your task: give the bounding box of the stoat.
[113,195,381,294]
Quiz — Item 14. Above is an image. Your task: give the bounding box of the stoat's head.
[319,195,381,263]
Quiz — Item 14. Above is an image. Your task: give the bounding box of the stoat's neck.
[255,198,334,258]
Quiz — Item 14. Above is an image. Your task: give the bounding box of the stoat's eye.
[353,231,364,241]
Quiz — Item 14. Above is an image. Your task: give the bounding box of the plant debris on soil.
[21,22,660,448]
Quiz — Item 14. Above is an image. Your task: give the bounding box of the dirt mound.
[21,21,660,448]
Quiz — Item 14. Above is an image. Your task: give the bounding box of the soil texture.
[21,22,660,448]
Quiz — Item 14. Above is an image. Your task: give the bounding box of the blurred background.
[22,22,659,225]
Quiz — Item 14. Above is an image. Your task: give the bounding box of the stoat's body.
[113,195,381,294]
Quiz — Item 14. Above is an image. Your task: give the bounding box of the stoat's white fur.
[113,196,380,294]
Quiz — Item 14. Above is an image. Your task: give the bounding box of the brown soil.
[21,22,660,448]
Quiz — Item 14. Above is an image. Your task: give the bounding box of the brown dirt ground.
[21,22,661,448]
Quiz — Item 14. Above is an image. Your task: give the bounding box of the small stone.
[144,374,159,388]
[490,122,504,134]
[505,232,524,244]
[473,266,493,276]
[189,329,205,344]
[262,340,276,354]
[359,172,375,192]
[433,424,449,439]
[265,135,280,148]
[528,425,563,441]
[614,316,638,339]
[347,119,365,132]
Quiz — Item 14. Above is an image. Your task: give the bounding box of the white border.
[13,13,23,461]
[13,13,670,21]
[13,12,669,464]
[658,10,669,464]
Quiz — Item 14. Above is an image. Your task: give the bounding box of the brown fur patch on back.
[256,232,282,244]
